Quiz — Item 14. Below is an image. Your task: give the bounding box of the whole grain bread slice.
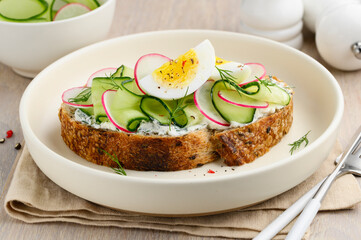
[59,96,293,171]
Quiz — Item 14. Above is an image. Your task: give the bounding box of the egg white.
[138,39,215,100]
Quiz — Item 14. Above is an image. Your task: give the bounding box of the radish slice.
[194,80,230,126]
[239,63,266,86]
[218,90,269,108]
[134,53,171,95]
[53,3,91,21]
[101,90,133,133]
[86,67,117,87]
[62,86,93,108]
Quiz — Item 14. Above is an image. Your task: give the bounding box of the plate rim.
[20,29,344,185]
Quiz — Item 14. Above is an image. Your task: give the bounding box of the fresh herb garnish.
[216,67,246,97]
[68,87,92,103]
[259,78,276,93]
[216,67,260,96]
[104,74,126,90]
[100,149,127,176]
[289,131,311,155]
[168,88,189,129]
[216,67,238,84]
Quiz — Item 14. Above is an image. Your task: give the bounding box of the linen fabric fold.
[5,143,361,239]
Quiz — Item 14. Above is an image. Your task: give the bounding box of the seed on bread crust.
[59,95,293,171]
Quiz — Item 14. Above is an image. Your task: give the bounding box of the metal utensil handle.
[254,154,343,240]
[253,179,324,240]
[286,126,361,240]
[285,164,345,240]
[285,199,321,240]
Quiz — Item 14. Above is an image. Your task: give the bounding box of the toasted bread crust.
[59,98,293,171]
[211,100,293,165]
[59,105,218,171]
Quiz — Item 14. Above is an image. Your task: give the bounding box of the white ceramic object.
[316,3,361,71]
[239,0,304,30]
[239,20,303,42]
[302,0,359,33]
[281,33,303,50]
[20,30,344,216]
[0,0,116,78]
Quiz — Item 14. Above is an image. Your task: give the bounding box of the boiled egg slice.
[137,40,215,100]
[210,57,251,83]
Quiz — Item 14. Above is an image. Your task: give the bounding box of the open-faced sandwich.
[59,40,293,171]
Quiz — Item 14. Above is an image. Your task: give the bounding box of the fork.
[285,126,361,240]
[254,126,361,240]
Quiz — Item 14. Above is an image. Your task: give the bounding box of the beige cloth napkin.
[5,142,361,239]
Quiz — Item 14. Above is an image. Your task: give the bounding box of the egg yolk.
[215,57,231,66]
[152,49,198,89]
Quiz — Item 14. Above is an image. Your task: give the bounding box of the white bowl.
[0,0,116,78]
[20,30,344,216]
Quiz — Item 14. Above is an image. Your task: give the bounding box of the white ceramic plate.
[20,30,343,216]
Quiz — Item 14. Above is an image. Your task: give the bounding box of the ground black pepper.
[15,143,22,150]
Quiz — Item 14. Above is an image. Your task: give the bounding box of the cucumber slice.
[110,65,124,78]
[218,89,269,108]
[50,0,67,20]
[165,99,188,128]
[110,65,134,78]
[97,0,106,5]
[20,17,49,22]
[121,79,145,96]
[140,96,172,126]
[194,80,230,126]
[247,80,291,105]
[80,107,94,116]
[38,0,54,21]
[91,77,131,122]
[52,0,67,10]
[238,81,260,95]
[102,89,148,132]
[179,94,204,126]
[211,80,256,123]
[183,103,204,127]
[140,96,188,127]
[65,0,99,10]
[121,65,134,78]
[53,2,90,21]
[0,0,48,21]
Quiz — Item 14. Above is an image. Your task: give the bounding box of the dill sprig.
[289,131,311,155]
[168,88,189,129]
[68,87,92,103]
[216,67,237,83]
[259,78,276,92]
[215,66,247,97]
[105,73,124,90]
[215,67,261,96]
[100,149,127,176]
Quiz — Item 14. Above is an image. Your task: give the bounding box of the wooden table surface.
[1,0,361,239]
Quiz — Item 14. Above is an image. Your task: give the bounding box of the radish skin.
[194,80,230,126]
[239,62,266,86]
[134,53,171,95]
[86,67,117,87]
[101,90,133,133]
[53,3,91,21]
[62,86,93,107]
